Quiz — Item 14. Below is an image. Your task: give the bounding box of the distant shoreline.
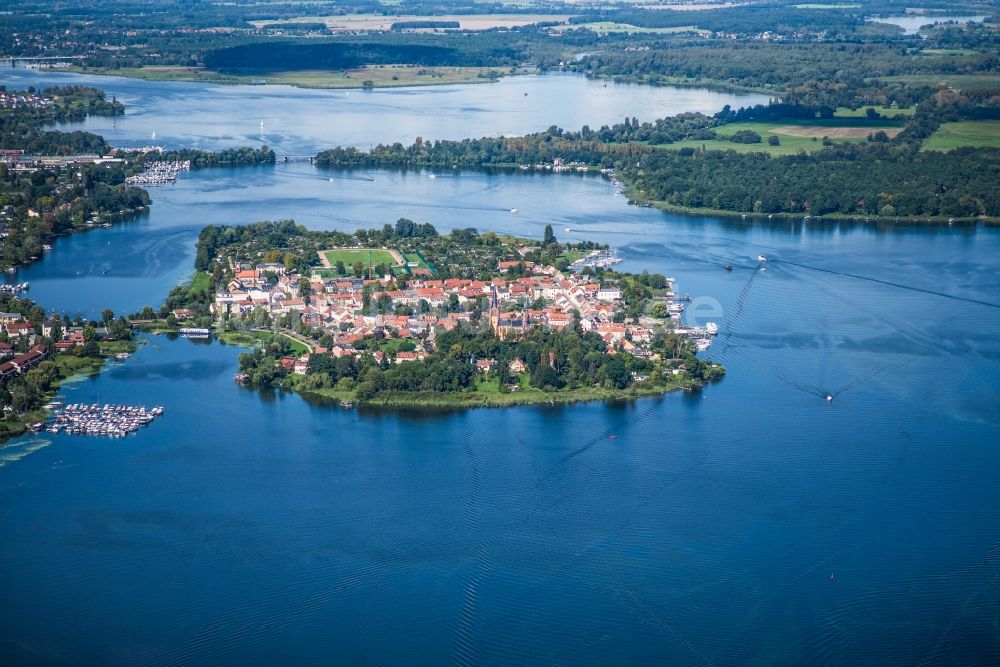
[61,65,514,90]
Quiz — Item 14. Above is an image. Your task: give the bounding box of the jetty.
[179,327,211,338]
[47,403,164,438]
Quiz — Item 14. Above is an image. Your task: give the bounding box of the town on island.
[165,219,723,408]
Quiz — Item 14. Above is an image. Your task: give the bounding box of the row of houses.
[0,344,49,382]
[212,256,671,367]
[1,312,118,352]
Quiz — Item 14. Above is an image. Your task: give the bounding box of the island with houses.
[155,218,723,408]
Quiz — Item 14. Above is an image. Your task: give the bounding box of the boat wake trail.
[325,173,377,183]
[771,259,1000,309]
[831,358,913,399]
[451,429,487,667]
[714,262,764,360]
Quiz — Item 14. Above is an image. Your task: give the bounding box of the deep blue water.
[1,70,999,664]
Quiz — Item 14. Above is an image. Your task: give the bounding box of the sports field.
[320,248,402,269]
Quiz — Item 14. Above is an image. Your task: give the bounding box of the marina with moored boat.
[45,403,164,437]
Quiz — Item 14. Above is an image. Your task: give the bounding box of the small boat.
[829,573,836,582]
[510,208,517,214]
[428,173,436,179]
[826,394,833,402]
[564,227,572,233]
[757,255,767,262]
[724,264,733,271]
[608,435,617,440]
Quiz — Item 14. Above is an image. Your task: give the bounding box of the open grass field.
[186,272,213,299]
[666,117,904,156]
[879,74,1000,90]
[923,121,1000,151]
[915,48,980,57]
[834,105,915,118]
[69,65,506,89]
[320,248,402,269]
[259,66,505,88]
[220,330,310,355]
[251,13,571,31]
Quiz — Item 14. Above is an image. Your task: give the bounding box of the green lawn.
[879,74,1000,90]
[187,271,213,298]
[665,118,902,156]
[403,252,430,270]
[67,65,508,90]
[322,248,398,268]
[834,105,915,118]
[219,330,309,354]
[915,48,980,57]
[923,121,1000,151]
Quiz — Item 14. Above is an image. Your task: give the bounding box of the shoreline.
[630,193,1000,227]
[60,65,514,90]
[576,71,775,96]
[302,378,703,411]
[1,207,148,277]
[205,331,710,411]
[0,353,124,444]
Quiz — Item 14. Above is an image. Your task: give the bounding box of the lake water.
[2,70,1000,664]
[866,15,987,35]
[2,68,770,153]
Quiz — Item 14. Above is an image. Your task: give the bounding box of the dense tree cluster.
[0,86,121,154]
[153,145,276,168]
[242,320,718,402]
[316,89,1000,221]
[570,43,996,108]
[316,115,721,168]
[0,163,150,269]
[623,144,999,217]
[569,5,865,38]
